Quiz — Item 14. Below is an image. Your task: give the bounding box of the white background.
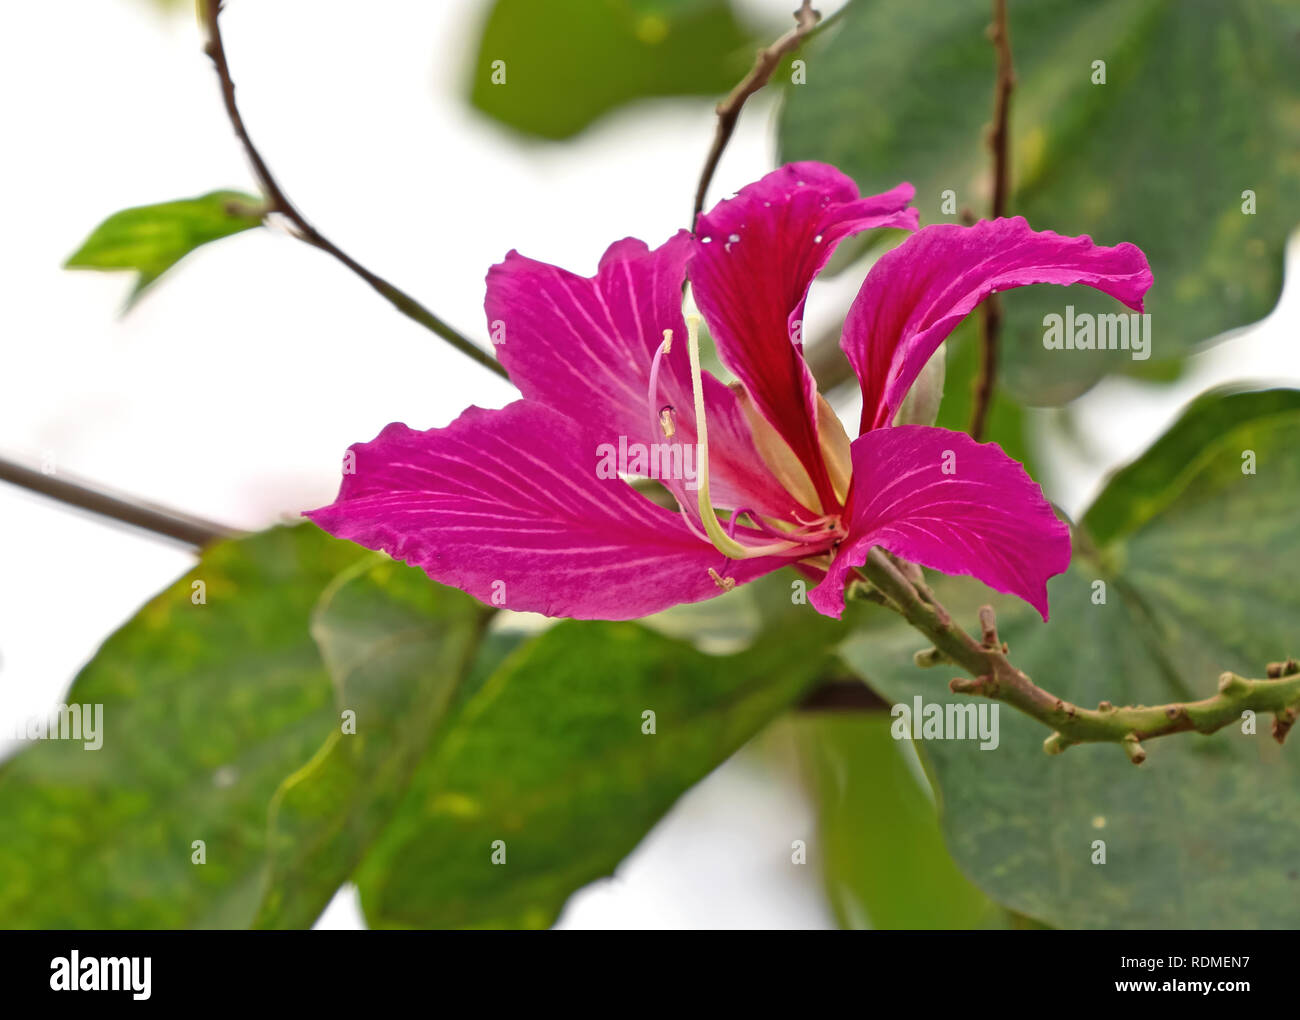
[0,0,1296,929]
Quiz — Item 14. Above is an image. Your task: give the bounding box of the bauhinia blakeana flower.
[307,162,1152,621]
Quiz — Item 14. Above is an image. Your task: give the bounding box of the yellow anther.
[658,406,676,438]
[708,568,736,592]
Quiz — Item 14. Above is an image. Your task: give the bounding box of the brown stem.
[692,1,822,228]
[200,1,508,382]
[856,549,1300,763]
[968,0,1015,441]
[0,454,234,549]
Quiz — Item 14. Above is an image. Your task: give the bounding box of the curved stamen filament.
[642,320,843,560]
[683,315,827,560]
[728,507,842,546]
[647,329,675,442]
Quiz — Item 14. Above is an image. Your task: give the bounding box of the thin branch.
[857,549,1300,764]
[201,0,509,382]
[0,454,234,549]
[692,1,822,227]
[968,0,1015,441]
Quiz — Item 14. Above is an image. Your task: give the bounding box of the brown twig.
[0,454,234,549]
[856,550,1300,763]
[200,1,508,382]
[692,1,822,227]
[968,0,1015,441]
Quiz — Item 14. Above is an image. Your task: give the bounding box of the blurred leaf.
[0,524,364,928]
[1082,385,1300,547]
[931,314,1034,475]
[468,0,755,139]
[65,190,265,306]
[253,556,489,929]
[780,0,1300,403]
[839,387,1300,928]
[791,714,1005,929]
[355,605,840,928]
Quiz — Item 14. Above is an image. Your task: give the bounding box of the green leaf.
[1082,385,1300,547]
[355,604,840,928]
[253,557,490,929]
[780,0,1300,403]
[0,524,365,928]
[790,714,1006,929]
[930,315,1035,475]
[467,0,755,139]
[65,191,265,305]
[840,387,1300,928]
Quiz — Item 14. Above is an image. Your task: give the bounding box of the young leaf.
[65,190,266,306]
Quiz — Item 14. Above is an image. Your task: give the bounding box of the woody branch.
[857,548,1300,764]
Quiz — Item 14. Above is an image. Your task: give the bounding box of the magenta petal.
[809,426,1071,620]
[691,162,917,508]
[485,234,806,519]
[844,217,1154,432]
[487,234,691,449]
[306,401,789,620]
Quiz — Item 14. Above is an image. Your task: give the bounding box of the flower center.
[678,315,846,561]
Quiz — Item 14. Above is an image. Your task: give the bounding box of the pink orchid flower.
[308,163,1151,622]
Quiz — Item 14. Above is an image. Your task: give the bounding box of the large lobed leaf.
[0,525,363,928]
[354,605,841,928]
[0,518,842,928]
[839,386,1300,928]
[252,556,489,929]
[780,0,1300,403]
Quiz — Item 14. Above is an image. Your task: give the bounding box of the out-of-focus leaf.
[839,387,1300,928]
[790,714,1005,929]
[65,191,265,306]
[1082,385,1300,547]
[781,0,1300,403]
[355,604,841,928]
[467,0,755,139]
[0,524,364,929]
[253,556,489,929]
[930,315,1034,476]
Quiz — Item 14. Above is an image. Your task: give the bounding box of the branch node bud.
[1122,733,1146,765]
[1218,671,1249,696]
[978,605,999,648]
[914,647,947,668]
[950,675,988,695]
[1272,707,1297,745]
